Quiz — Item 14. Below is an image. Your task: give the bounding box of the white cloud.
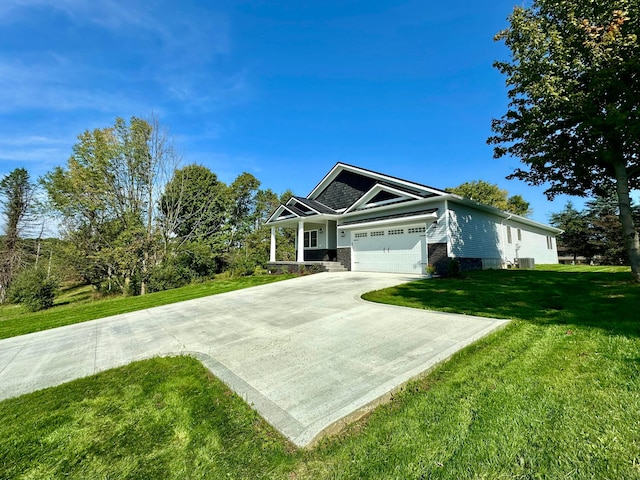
[0,55,153,114]
[0,0,148,31]
[0,1,241,113]
[0,0,230,57]
[0,134,72,179]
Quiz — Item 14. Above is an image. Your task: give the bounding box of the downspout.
[499,213,513,268]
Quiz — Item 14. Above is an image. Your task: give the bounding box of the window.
[517,229,522,241]
[371,231,385,237]
[388,228,404,235]
[506,226,512,244]
[408,227,426,234]
[546,236,553,249]
[304,230,318,248]
[354,232,368,238]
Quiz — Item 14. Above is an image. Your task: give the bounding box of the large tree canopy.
[489,0,640,281]
[160,164,228,243]
[446,180,531,216]
[42,116,168,294]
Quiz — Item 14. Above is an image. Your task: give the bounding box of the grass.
[0,357,298,479]
[0,274,295,340]
[1,266,639,479]
[362,264,638,335]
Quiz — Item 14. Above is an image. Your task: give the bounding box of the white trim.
[267,204,301,224]
[341,197,430,218]
[308,162,447,199]
[266,214,340,228]
[338,211,438,230]
[268,165,562,237]
[297,220,305,261]
[303,229,320,249]
[499,214,513,263]
[270,226,276,262]
[343,184,423,214]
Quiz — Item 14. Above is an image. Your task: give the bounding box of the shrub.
[147,262,194,293]
[447,258,462,278]
[253,265,268,276]
[8,268,58,311]
[232,257,258,276]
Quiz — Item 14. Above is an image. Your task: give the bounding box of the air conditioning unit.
[518,258,535,269]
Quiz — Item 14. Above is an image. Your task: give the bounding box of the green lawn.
[0,274,295,340]
[1,266,639,479]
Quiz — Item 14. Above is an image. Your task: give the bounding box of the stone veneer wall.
[336,247,351,271]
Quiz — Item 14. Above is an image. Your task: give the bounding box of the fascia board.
[266,211,341,226]
[337,211,438,230]
[343,184,423,214]
[307,162,448,199]
[266,205,300,224]
[307,163,344,198]
[341,197,438,218]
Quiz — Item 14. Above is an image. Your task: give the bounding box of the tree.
[446,180,531,216]
[160,164,228,246]
[550,201,594,263]
[42,116,177,295]
[0,168,35,303]
[584,190,634,265]
[237,188,297,273]
[226,172,261,252]
[159,164,230,276]
[7,267,58,312]
[489,0,640,281]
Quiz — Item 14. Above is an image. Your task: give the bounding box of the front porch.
[268,218,340,263]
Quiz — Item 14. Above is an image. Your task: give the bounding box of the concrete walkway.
[0,272,508,447]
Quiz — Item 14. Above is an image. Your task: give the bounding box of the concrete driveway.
[0,272,508,447]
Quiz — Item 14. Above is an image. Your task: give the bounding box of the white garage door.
[352,225,427,274]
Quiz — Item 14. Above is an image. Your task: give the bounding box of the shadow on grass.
[365,269,640,338]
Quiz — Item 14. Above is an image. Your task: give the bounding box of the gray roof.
[340,208,438,226]
[267,163,444,225]
[291,196,336,214]
[313,169,439,210]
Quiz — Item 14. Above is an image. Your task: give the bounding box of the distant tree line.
[0,116,295,310]
[551,190,640,265]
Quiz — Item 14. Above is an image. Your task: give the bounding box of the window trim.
[303,230,319,249]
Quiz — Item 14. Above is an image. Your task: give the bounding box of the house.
[266,163,561,274]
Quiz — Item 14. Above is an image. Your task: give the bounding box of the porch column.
[297,220,305,262]
[270,226,276,262]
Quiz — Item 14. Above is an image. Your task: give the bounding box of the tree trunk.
[140,251,148,296]
[613,163,640,282]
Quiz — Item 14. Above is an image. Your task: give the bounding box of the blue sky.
[0,0,586,225]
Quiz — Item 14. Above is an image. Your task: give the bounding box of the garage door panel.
[352,225,427,274]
